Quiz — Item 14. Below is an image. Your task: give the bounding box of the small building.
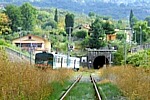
[12,34,51,54]
[106,34,116,41]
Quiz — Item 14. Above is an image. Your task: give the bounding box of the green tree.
[133,21,149,44]
[74,30,87,39]
[20,3,37,31]
[0,13,11,35]
[113,46,124,65]
[4,4,22,32]
[65,13,74,34]
[116,31,125,40]
[54,8,58,23]
[88,11,95,18]
[129,9,135,28]
[88,18,105,49]
[41,19,57,30]
[145,16,150,26]
[102,21,115,35]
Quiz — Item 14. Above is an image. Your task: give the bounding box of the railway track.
[59,74,102,100]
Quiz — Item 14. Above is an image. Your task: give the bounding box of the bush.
[74,30,87,39]
[126,50,150,68]
[100,66,150,100]
[0,49,73,99]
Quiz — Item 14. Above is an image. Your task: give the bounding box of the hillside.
[0,0,150,19]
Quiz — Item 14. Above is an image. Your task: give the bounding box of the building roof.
[13,34,49,43]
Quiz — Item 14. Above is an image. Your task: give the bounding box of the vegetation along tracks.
[59,74,103,100]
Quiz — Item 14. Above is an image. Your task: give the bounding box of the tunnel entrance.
[93,56,109,69]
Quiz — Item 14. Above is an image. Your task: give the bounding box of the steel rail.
[90,75,102,100]
[59,74,82,100]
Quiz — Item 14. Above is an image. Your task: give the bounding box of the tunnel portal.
[93,56,109,69]
[87,48,116,69]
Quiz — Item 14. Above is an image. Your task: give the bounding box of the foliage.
[65,13,74,34]
[100,66,150,100]
[74,29,87,39]
[4,4,22,32]
[54,8,58,23]
[88,11,95,18]
[0,13,11,35]
[126,50,150,68]
[41,19,57,29]
[46,81,71,100]
[113,45,124,65]
[116,31,125,40]
[98,82,125,100]
[2,0,150,20]
[133,21,150,44]
[20,2,37,31]
[65,82,96,99]
[144,16,150,26]
[88,18,106,49]
[102,20,115,34]
[129,9,134,28]
[0,50,73,99]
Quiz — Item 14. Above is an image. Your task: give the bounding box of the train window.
[58,57,61,63]
[70,60,73,63]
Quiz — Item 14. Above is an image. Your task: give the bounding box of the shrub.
[100,66,150,100]
[0,49,73,99]
[126,50,150,68]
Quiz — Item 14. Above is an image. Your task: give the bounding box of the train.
[35,51,80,70]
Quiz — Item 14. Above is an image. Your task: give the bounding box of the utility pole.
[134,30,136,43]
[119,28,131,66]
[124,30,127,66]
[66,25,82,67]
[139,26,142,46]
[30,42,32,65]
[67,27,72,67]
[18,27,22,57]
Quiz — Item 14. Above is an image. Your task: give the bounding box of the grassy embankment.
[0,48,73,100]
[100,66,150,100]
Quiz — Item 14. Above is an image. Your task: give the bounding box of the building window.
[109,35,111,40]
[28,36,31,40]
[37,43,42,47]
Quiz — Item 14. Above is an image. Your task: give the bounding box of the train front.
[35,52,54,69]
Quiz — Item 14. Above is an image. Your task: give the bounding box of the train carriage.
[35,51,80,70]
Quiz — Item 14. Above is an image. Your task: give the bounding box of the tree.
[20,3,37,31]
[41,19,57,30]
[102,21,115,35]
[88,11,95,18]
[87,18,105,49]
[74,30,87,39]
[116,31,125,40]
[65,13,74,34]
[0,13,11,35]
[133,21,149,44]
[4,4,22,32]
[145,16,150,26]
[54,8,58,23]
[129,9,134,28]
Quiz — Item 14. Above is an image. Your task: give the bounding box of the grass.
[45,81,71,100]
[97,82,126,100]
[100,66,150,100]
[0,48,73,100]
[65,82,96,100]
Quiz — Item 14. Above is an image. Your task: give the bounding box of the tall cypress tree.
[65,13,74,34]
[54,8,58,23]
[129,9,134,28]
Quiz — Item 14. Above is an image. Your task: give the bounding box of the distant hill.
[1,0,150,20]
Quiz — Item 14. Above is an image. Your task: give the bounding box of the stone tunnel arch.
[93,55,109,69]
